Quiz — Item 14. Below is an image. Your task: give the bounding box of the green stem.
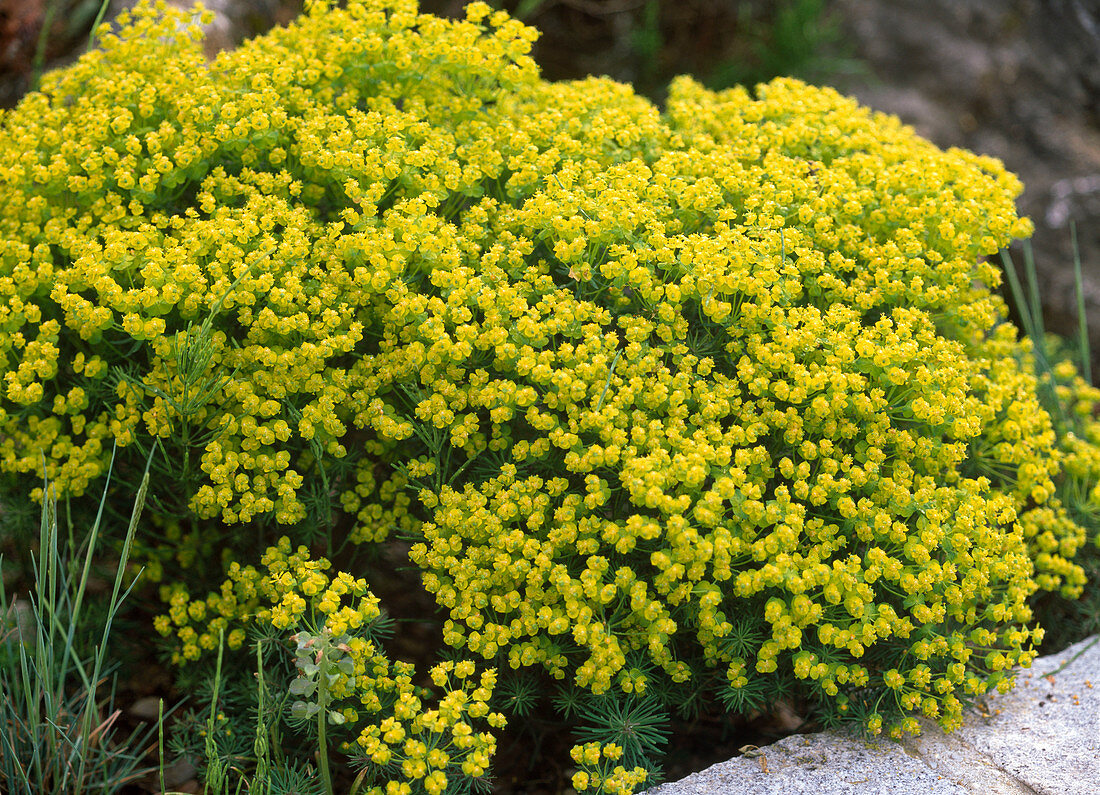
[316,676,334,795]
[1041,636,1099,678]
[30,0,58,92]
[1071,221,1091,385]
[253,642,269,795]
[159,699,167,795]
[205,627,228,793]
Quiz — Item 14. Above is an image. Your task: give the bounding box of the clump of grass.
[1003,222,1100,654]
[0,447,157,794]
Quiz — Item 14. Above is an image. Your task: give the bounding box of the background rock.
[645,634,1100,795]
[829,0,1100,364]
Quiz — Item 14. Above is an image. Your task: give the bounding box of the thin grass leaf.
[63,444,119,694]
[1002,248,1041,344]
[1,450,159,794]
[1001,246,1068,427]
[77,446,154,790]
[595,349,622,412]
[30,1,59,90]
[1072,220,1092,384]
[158,698,167,795]
[1025,240,1045,340]
[87,0,111,49]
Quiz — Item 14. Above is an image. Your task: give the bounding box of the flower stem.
[317,673,334,795]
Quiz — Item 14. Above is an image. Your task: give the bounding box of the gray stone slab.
[646,634,1100,795]
[646,731,973,795]
[899,727,1038,794]
[954,634,1100,795]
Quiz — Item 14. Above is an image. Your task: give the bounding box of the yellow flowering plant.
[159,538,505,793]
[999,245,1100,653]
[2,0,1100,790]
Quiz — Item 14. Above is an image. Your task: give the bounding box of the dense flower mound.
[3,0,1099,789]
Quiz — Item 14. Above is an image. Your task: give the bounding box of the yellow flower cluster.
[353,660,505,795]
[3,0,1098,781]
[1013,346,1100,593]
[0,0,539,539]
[155,535,380,662]
[569,742,648,795]
[159,539,503,790]
[394,46,1066,740]
[398,72,1058,736]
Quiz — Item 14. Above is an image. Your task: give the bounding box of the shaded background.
[2,0,1098,352]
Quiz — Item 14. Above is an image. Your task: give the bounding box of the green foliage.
[484,0,861,101]
[1,0,1099,792]
[1001,232,1100,654]
[573,695,670,777]
[192,630,331,795]
[29,0,112,93]
[0,452,156,794]
[705,0,860,92]
[494,669,543,717]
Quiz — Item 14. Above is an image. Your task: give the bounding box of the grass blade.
[1024,239,1045,340]
[1002,246,1067,427]
[77,445,154,791]
[1072,221,1092,384]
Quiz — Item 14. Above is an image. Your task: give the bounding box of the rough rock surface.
[830,0,1100,357]
[644,633,1100,795]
